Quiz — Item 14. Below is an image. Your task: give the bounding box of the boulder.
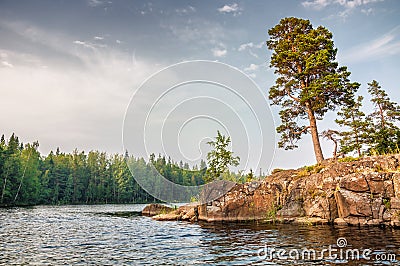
[142,203,174,217]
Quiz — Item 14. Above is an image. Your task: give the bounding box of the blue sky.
[0,0,399,171]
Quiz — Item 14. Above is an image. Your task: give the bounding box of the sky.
[0,0,399,172]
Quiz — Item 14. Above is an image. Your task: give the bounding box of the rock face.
[147,155,400,227]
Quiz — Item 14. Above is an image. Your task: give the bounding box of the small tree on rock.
[335,95,370,157]
[367,80,400,154]
[368,80,400,129]
[205,131,240,183]
[321,129,340,159]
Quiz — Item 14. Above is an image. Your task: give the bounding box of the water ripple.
[1,205,400,265]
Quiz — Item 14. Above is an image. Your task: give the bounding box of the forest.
[0,134,208,206]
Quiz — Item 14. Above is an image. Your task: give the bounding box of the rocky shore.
[143,154,400,227]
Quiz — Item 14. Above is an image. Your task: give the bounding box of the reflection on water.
[0,205,399,265]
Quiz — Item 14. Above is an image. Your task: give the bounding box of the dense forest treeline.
[0,133,208,206]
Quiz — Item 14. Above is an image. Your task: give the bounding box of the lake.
[1,205,399,265]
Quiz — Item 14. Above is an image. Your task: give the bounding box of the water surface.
[1,205,399,265]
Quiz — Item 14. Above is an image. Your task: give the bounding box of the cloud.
[302,0,384,16]
[217,3,242,15]
[161,19,231,48]
[73,40,96,49]
[175,6,196,15]
[0,20,158,154]
[212,48,227,57]
[238,42,264,58]
[361,7,374,15]
[341,25,400,63]
[94,36,104,40]
[302,0,383,9]
[238,42,264,51]
[238,42,254,51]
[302,0,331,10]
[244,63,259,72]
[87,0,106,7]
[1,61,13,68]
[139,2,153,15]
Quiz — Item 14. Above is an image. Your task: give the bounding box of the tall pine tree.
[267,17,359,163]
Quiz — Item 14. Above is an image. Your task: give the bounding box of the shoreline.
[146,154,400,228]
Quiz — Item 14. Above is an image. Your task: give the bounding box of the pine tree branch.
[291,126,310,135]
[285,87,300,102]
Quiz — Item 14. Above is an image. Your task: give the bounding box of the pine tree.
[335,95,370,157]
[267,17,359,163]
[321,129,340,159]
[367,80,400,153]
[368,80,400,129]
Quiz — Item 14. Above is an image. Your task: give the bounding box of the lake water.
[1,205,400,265]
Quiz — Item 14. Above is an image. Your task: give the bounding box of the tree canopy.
[0,133,208,206]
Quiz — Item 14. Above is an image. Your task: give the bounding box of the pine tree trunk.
[333,139,338,160]
[306,102,324,163]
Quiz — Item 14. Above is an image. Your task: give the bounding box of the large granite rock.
[146,155,400,227]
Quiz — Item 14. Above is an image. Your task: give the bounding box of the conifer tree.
[267,17,359,163]
[335,95,370,157]
[367,80,400,153]
[368,80,400,129]
[321,129,340,159]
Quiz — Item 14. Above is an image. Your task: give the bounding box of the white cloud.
[73,40,95,49]
[73,40,107,49]
[175,6,196,15]
[361,7,374,15]
[1,61,13,68]
[244,63,259,72]
[87,0,105,7]
[94,36,104,40]
[255,42,264,49]
[302,0,331,10]
[217,3,241,15]
[238,42,264,58]
[162,19,230,47]
[302,0,384,16]
[139,2,153,15]
[238,42,254,51]
[212,48,227,57]
[341,25,400,63]
[238,41,264,51]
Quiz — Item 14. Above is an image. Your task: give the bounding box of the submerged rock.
[142,203,174,217]
[153,203,199,222]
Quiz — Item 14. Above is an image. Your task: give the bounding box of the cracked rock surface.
[150,155,400,227]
